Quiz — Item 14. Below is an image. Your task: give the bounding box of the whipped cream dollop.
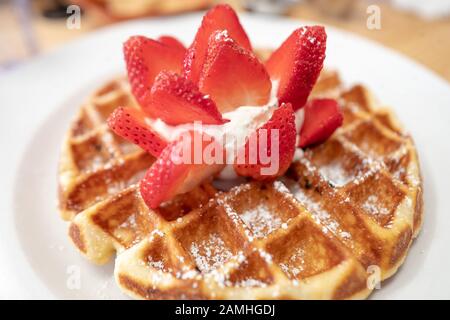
[145,80,305,181]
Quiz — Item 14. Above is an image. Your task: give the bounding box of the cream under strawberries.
[107,4,341,209]
[144,80,306,181]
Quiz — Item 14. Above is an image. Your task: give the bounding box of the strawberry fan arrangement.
[107,4,343,209]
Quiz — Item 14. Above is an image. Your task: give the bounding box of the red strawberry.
[183,4,252,84]
[199,30,271,113]
[107,106,168,157]
[123,36,185,108]
[145,71,228,125]
[299,98,343,148]
[265,26,327,111]
[234,103,296,180]
[157,35,186,52]
[140,131,224,208]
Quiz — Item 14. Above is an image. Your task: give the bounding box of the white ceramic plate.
[0,12,449,299]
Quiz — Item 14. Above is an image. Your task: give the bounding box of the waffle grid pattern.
[58,70,422,299]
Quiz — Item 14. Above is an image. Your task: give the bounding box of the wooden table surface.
[1,0,449,82]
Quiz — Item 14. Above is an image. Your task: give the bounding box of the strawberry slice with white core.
[234,103,296,180]
[183,4,252,84]
[107,106,168,157]
[157,35,186,52]
[140,131,224,208]
[146,71,228,125]
[265,26,327,111]
[123,35,185,109]
[199,30,271,113]
[299,98,343,148]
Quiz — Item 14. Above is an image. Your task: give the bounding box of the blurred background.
[1,0,449,81]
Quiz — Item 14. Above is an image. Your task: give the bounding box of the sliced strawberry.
[146,71,228,125]
[157,35,186,52]
[266,26,327,111]
[299,98,343,148]
[140,131,224,208]
[107,106,168,157]
[198,31,271,113]
[123,35,185,108]
[183,4,252,84]
[234,103,296,180]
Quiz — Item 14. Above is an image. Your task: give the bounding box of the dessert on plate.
[58,4,423,299]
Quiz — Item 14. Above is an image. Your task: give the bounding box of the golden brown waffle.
[58,68,423,299]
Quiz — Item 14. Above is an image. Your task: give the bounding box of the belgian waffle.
[58,66,423,299]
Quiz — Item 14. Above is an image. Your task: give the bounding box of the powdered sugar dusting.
[279,247,305,279]
[214,29,233,42]
[318,161,354,187]
[190,233,233,273]
[258,249,273,264]
[148,258,165,270]
[362,195,390,216]
[290,184,352,241]
[241,204,281,238]
[119,212,137,229]
[273,180,290,194]
[236,278,268,288]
